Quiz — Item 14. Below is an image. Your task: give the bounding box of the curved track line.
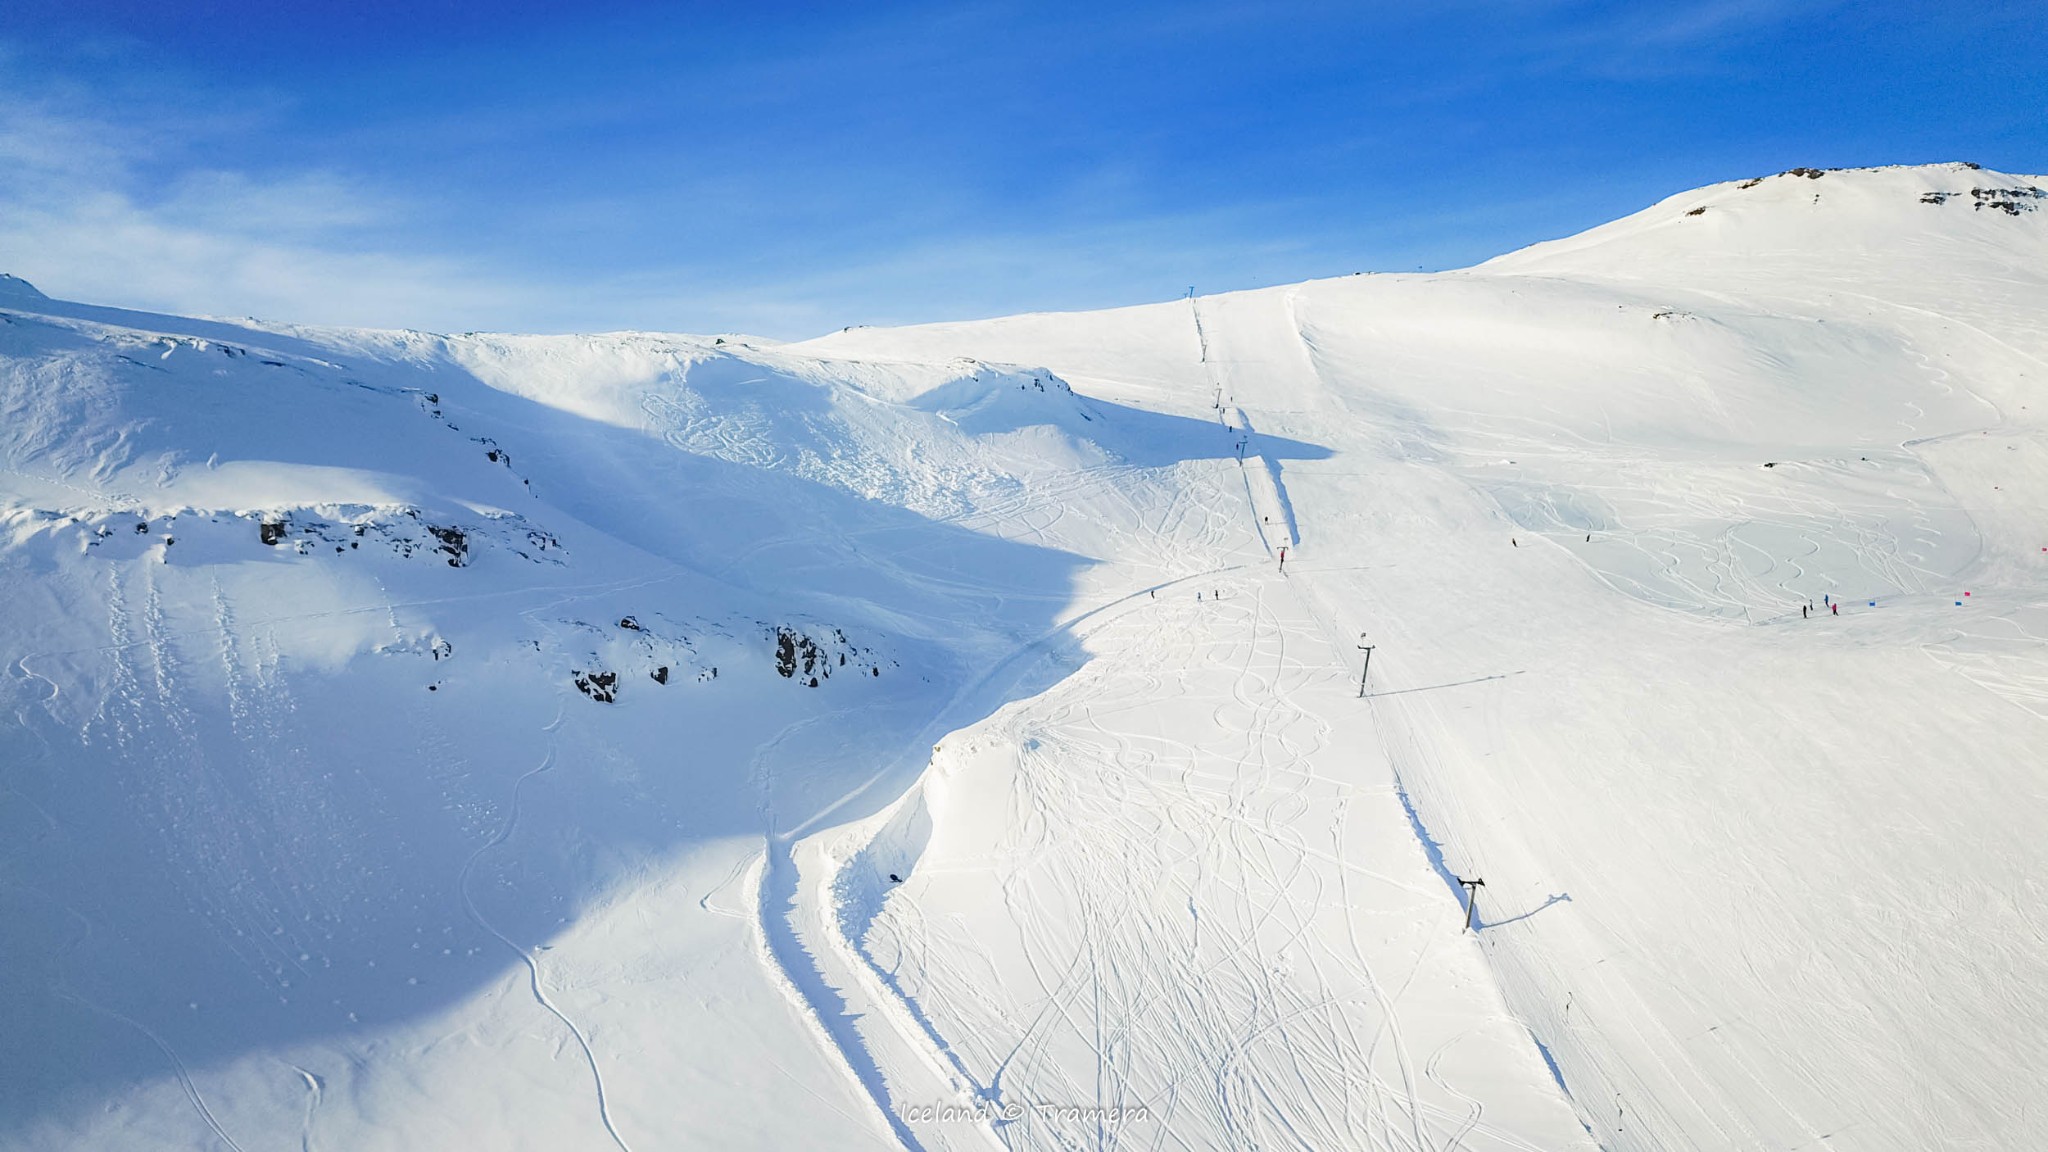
[456,709,634,1152]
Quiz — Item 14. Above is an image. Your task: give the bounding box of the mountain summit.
[1486,161,2047,275]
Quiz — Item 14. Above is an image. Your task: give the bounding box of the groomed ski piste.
[3,161,2045,1151]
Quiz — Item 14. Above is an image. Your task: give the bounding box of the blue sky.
[2,1,2043,337]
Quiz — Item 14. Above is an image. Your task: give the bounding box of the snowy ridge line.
[755,839,935,1152]
[821,791,996,1115]
[779,565,1246,846]
[734,706,931,1147]
[763,566,1251,1148]
[286,1064,323,1152]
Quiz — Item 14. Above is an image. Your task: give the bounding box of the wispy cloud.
[4,2,2035,339]
[0,73,555,331]
[1500,0,1847,80]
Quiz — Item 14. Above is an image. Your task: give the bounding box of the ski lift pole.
[1357,637,1374,698]
[1457,877,1486,931]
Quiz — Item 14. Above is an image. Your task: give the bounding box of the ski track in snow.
[456,708,635,1152]
[791,330,1560,1150]
[286,1064,323,1152]
[53,990,249,1152]
[756,561,1258,1152]
[8,163,2048,1150]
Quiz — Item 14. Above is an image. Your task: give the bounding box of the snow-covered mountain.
[3,161,2044,1151]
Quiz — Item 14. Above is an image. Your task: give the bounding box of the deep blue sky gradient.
[2,1,2043,336]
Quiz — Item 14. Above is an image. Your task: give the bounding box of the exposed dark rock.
[425,525,468,567]
[651,666,669,684]
[260,519,288,546]
[771,625,872,686]
[573,670,619,703]
[1969,186,2045,216]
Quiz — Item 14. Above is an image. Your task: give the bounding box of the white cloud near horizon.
[0,86,1389,340]
[0,87,572,332]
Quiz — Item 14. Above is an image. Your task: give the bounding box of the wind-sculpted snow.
[5,162,2048,1151]
[443,332,1328,527]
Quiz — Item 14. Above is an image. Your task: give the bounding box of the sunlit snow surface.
[4,163,2046,1151]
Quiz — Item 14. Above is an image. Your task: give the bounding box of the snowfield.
[3,162,2045,1151]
